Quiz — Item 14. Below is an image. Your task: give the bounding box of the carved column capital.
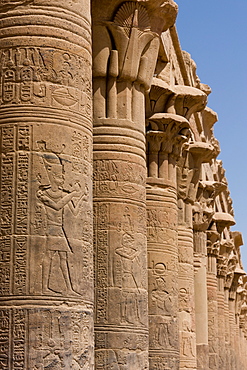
[143,0,178,34]
[186,141,215,164]
[202,107,218,130]
[207,222,220,258]
[166,85,207,120]
[146,113,190,183]
[212,212,236,234]
[229,267,246,301]
[193,202,213,233]
[194,180,226,235]
[146,130,164,152]
[217,256,228,278]
[146,78,175,118]
[147,113,190,153]
[177,142,215,204]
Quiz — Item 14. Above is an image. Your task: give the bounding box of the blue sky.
[175,0,247,268]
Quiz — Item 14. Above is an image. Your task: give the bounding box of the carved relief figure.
[36,143,87,296]
[115,233,142,325]
[181,318,196,358]
[154,320,172,348]
[151,277,172,315]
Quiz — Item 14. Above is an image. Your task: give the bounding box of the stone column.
[193,227,208,370]
[213,213,236,369]
[207,223,220,370]
[146,111,189,369]
[224,253,235,370]
[177,139,213,370]
[193,182,217,370]
[194,180,224,370]
[92,1,178,368]
[216,251,228,369]
[0,1,94,368]
[228,261,245,369]
[239,279,247,369]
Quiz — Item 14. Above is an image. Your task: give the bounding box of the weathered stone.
[1,2,247,369]
[0,0,94,368]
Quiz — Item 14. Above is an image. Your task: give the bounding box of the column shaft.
[194,231,209,370]
[147,186,179,369]
[0,1,94,368]
[217,276,226,369]
[207,261,218,370]
[94,120,149,368]
[178,222,197,370]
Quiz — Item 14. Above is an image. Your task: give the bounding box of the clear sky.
[175,0,247,268]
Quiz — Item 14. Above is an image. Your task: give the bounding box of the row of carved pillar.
[92,1,247,368]
[1,0,247,369]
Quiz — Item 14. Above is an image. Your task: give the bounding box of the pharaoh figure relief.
[36,142,88,296]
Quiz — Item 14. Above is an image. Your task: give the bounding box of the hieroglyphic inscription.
[147,207,177,244]
[95,350,107,369]
[0,126,15,237]
[149,356,180,370]
[0,310,10,369]
[15,152,29,235]
[71,130,92,177]
[94,160,145,200]
[13,309,26,369]
[0,47,91,114]
[0,237,11,295]
[13,237,27,295]
[0,153,14,236]
[15,126,31,235]
[28,308,92,368]
[0,127,15,297]
[95,332,107,349]
[95,204,109,323]
[0,309,26,369]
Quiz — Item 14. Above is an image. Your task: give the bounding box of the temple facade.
[0,0,247,369]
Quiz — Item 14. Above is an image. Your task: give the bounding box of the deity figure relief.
[36,145,88,296]
[115,233,143,325]
[181,319,196,358]
[151,277,172,315]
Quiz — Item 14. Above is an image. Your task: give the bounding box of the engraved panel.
[12,309,26,369]
[95,333,149,369]
[0,310,10,369]
[0,237,11,296]
[0,125,15,237]
[94,159,145,201]
[149,356,180,370]
[28,308,93,368]
[109,204,147,327]
[94,203,109,324]
[13,236,27,295]
[0,48,92,115]
[15,152,29,235]
[29,124,93,299]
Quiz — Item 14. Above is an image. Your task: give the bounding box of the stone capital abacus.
[166,85,207,120]
[212,212,236,234]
